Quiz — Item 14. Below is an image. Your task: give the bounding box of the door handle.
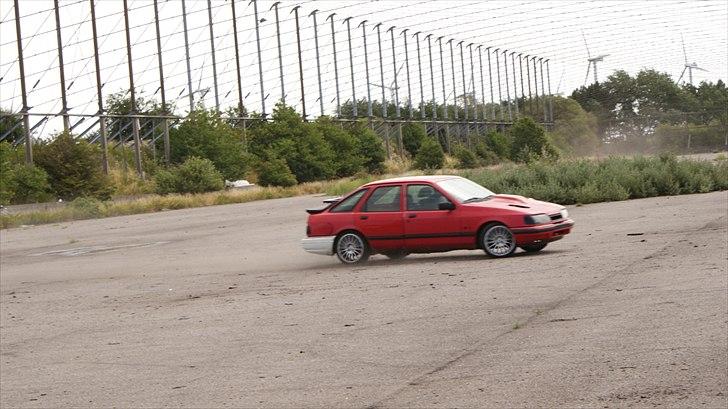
[407,214,417,218]
[360,215,368,220]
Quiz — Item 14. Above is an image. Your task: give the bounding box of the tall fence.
[0,0,556,175]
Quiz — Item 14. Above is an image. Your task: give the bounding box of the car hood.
[465,194,563,214]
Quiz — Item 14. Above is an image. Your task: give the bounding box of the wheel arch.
[475,220,508,249]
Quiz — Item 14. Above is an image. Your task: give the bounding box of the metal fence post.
[232,0,245,115]
[546,59,554,124]
[53,0,70,132]
[90,0,108,172]
[414,31,425,120]
[502,49,512,122]
[181,0,193,112]
[252,0,266,117]
[343,18,357,117]
[449,40,458,122]
[486,46,495,121]
[153,0,170,165]
[539,57,547,124]
[477,45,487,128]
[13,0,32,164]
[401,29,413,119]
[532,56,540,120]
[510,51,519,117]
[359,20,372,120]
[388,26,403,155]
[310,10,324,117]
[494,48,503,122]
[518,53,525,118]
[207,0,219,110]
[123,0,143,178]
[271,2,285,105]
[375,23,387,118]
[328,14,340,117]
[525,54,533,115]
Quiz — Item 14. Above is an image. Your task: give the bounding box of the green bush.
[454,146,478,169]
[414,137,445,170]
[349,121,386,174]
[256,156,297,187]
[402,122,427,157]
[69,197,106,218]
[315,117,364,177]
[248,104,336,183]
[509,117,559,163]
[9,165,52,204]
[167,110,248,180]
[154,157,224,194]
[34,132,112,200]
[484,131,510,158]
[474,142,502,166]
[0,142,15,204]
[464,155,726,205]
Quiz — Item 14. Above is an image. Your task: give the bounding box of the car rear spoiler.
[306,196,341,214]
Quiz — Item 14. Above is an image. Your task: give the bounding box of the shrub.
[454,146,478,169]
[248,104,336,183]
[349,121,386,174]
[9,165,52,203]
[474,142,502,166]
[256,156,297,187]
[509,117,559,163]
[315,117,364,177]
[484,131,510,158]
[402,122,427,157]
[414,137,445,170]
[168,109,248,180]
[69,197,106,217]
[34,132,112,200]
[0,142,15,204]
[154,157,224,194]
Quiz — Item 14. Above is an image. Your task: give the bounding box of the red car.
[301,175,574,264]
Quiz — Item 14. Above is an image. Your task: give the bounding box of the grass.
[2,155,726,229]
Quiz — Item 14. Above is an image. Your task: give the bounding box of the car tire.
[335,231,370,264]
[382,251,408,260]
[521,243,547,253]
[480,223,517,258]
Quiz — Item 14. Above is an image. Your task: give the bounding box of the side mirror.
[438,202,456,211]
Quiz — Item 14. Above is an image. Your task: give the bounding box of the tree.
[510,117,558,163]
[548,97,600,155]
[402,122,427,157]
[348,121,386,174]
[105,91,168,143]
[414,137,445,170]
[0,109,25,144]
[155,156,224,194]
[167,109,248,180]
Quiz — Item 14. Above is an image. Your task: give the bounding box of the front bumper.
[511,219,574,244]
[301,236,336,255]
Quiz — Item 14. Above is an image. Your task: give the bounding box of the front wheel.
[480,224,517,258]
[521,243,547,253]
[335,232,370,264]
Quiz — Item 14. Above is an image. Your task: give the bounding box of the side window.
[363,186,401,212]
[330,189,367,213]
[406,184,451,211]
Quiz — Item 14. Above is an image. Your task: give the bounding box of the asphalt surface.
[1,191,726,408]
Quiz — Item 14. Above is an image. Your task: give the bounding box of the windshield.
[437,178,495,203]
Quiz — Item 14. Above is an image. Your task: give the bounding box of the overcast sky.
[0,0,726,138]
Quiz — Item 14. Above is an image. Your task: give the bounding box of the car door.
[404,183,465,251]
[355,184,404,251]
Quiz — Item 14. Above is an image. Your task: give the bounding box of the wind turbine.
[677,34,707,85]
[583,31,609,85]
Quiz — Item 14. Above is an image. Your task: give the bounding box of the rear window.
[363,185,401,212]
[330,189,367,213]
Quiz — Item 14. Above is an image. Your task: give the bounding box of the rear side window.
[330,189,367,213]
[363,185,401,212]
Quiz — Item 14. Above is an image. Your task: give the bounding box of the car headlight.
[524,214,551,225]
[560,208,569,219]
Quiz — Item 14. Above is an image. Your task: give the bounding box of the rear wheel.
[480,224,517,258]
[335,232,370,264]
[382,251,408,260]
[520,243,547,253]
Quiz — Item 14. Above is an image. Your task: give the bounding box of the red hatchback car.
[301,175,574,264]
